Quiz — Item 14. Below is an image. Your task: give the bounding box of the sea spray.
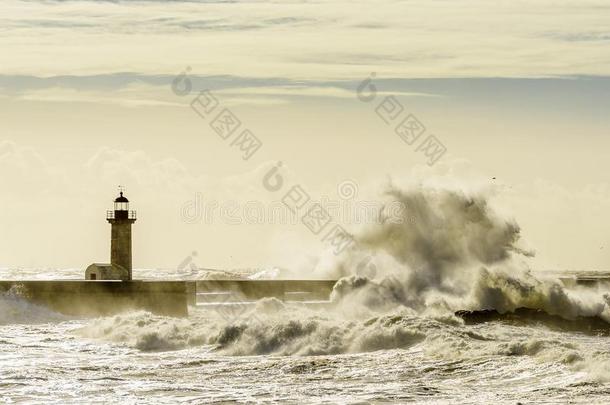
[0,285,66,325]
[325,184,610,322]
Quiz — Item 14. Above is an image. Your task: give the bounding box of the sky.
[1,0,609,273]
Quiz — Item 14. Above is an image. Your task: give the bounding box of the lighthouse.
[107,191,137,280]
[85,190,137,281]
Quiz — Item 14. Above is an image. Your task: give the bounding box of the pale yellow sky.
[1,0,609,273]
[3,0,610,79]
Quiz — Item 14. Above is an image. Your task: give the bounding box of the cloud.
[2,0,610,79]
[0,73,441,106]
[0,141,64,197]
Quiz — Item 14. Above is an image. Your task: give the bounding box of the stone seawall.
[196,280,337,300]
[0,281,192,317]
[0,279,341,317]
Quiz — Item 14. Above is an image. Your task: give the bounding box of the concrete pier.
[195,280,337,301]
[3,274,609,319]
[0,281,191,317]
[0,279,339,317]
[558,273,610,287]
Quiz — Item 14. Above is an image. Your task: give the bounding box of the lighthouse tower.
[107,191,137,280]
[85,190,137,281]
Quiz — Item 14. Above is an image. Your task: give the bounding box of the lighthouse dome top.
[114,192,129,203]
[108,190,136,220]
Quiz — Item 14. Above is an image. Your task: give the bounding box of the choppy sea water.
[7,183,610,403]
[2,284,610,404]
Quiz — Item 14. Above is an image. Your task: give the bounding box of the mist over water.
[2,183,610,403]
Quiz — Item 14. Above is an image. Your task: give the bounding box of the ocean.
[1,268,610,404]
[3,189,610,404]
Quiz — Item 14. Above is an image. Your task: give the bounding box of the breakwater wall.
[0,280,192,317]
[3,276,608,318]
[0,279,339,317]
[195,279,337,301]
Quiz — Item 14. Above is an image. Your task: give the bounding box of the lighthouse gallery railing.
[106,211,137,220]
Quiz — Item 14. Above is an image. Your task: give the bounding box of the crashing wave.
[76,183,610,382]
